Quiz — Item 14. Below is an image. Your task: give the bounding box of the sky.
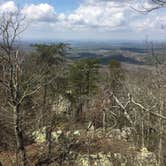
[0,0,166,41]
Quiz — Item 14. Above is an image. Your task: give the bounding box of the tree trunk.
[42,83,47,127]
[158,100,163,166]
[14,105,27,166]
[141,110,145,148]
[103,109,106,132]
[46,125,52,158]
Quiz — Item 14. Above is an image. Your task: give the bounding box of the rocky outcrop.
[32,127,157,166]
[32,127,46,143]
[32,127,63,143]
[76,153,113,166]
[52,95,71,114]
[135,147,158,166]
[92,127,134,142]
[75,148,157,166]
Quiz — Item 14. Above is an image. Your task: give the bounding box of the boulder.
[32,127,63,144]
[32,127,46,143]
[76,153,113,166]
[75,148,157,166]
[135,147,157,166]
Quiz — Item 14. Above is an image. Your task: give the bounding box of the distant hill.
[68,52,144,65]
[19,40,166,65]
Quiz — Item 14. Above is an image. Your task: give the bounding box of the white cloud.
[67,0,128,29]
[0,0,165,40]
[0,1,17,13]
[64,0,162,31]
[22,3,57,22]
[0,0,164,31]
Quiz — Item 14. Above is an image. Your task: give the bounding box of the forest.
[0,0,166,166]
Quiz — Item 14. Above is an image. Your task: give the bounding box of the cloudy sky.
[0,0,166,41]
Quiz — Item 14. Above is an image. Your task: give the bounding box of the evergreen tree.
[108,60,125,94]
[69,58,100,96]
[68,58,100,120]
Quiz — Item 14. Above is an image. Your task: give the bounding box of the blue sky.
[13,0,82,13]
[0,0,166,41]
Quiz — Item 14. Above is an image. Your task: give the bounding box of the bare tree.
[0,11,43,166]
[132,0,166,12]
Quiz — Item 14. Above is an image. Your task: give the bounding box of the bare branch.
[131,97,166,121]
[111,93,134,126]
